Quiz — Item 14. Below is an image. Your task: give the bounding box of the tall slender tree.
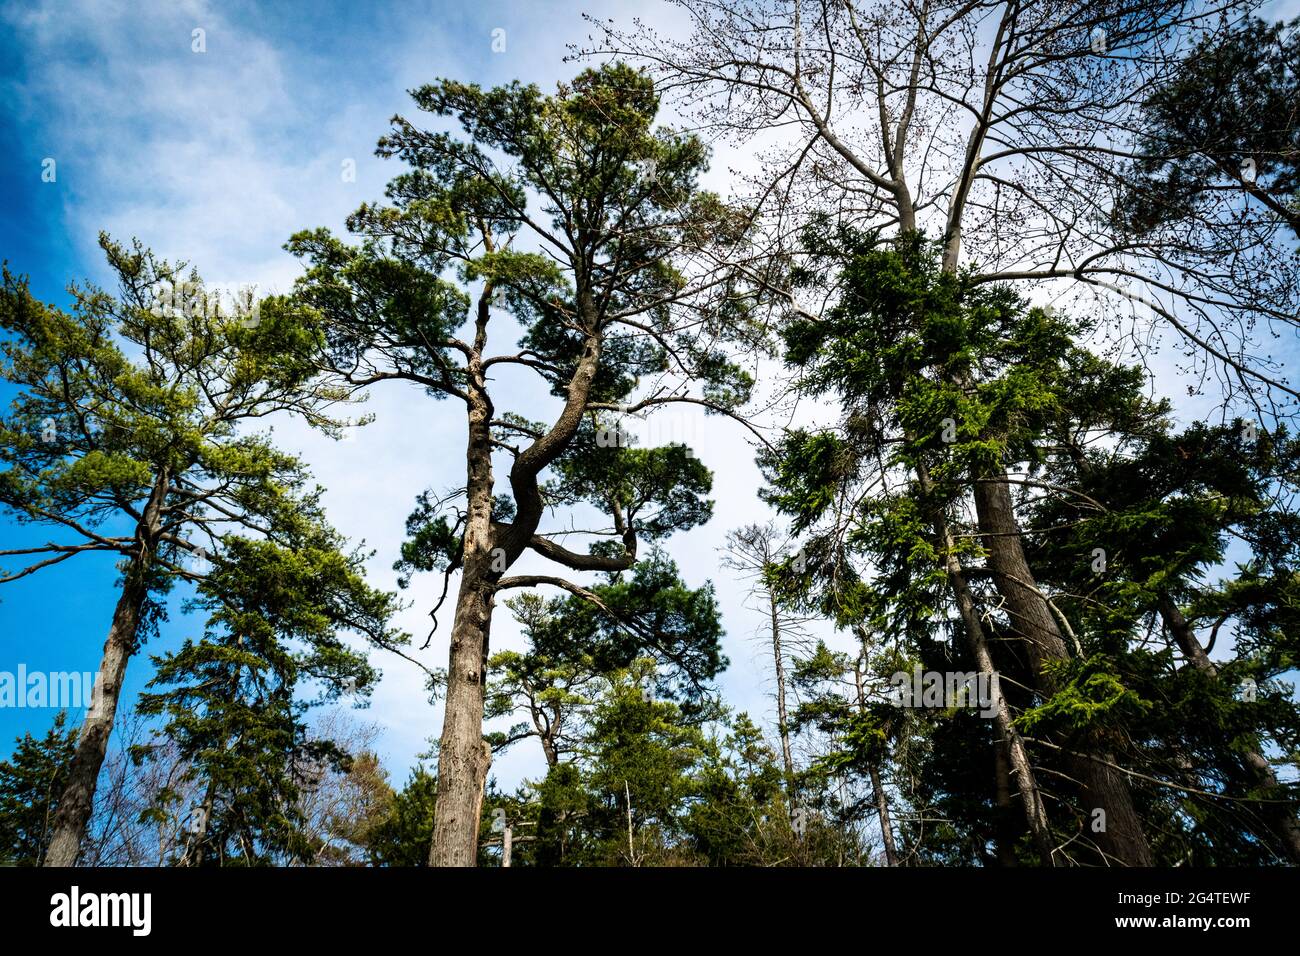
[287,63,759,864]
[722,522,811,795]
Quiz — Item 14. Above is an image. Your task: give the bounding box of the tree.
[722,522,813,797]
[1123,16,1300,238]
[767,232,1300,864]
[538,661,701,866]
[593,5,1300,859]
[564,670,861,867]
[295,714,393,866]
[790,640,906,866]
[593,0,1299,411]
[80,711,196,866]
[0,713,77,865]
[480,567,730,865]
[364,767,438,867]
[0,235,354,865]
[1023,414,1300,862]
[134,529,399,866]
[287,63,758,864]
[348,656,864,867]
[485,594,604,770]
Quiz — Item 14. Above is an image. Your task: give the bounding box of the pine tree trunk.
[41,587,140,867]
[43,472,168,867]
[428,288,601,865]
[868,762,899,866]
[540,732,559,769]
[428,566,495,866]
[971,477,1153,866]
[430,358,497,867]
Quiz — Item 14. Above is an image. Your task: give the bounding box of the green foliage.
[134,528,401,865]
[549,425,714,540]
[0,234,395,865]
[0,713,77,866]
[0,234,360,634]
[763,233,1300,864]
[364,766,438,867]
[1122,16,1300,236]
[1017,656,1154,735]
[522,550,727,701]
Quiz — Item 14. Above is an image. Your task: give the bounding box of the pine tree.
[135,528,401,866]
[287,63,757,864]
[0,235,356,864]
[1123,16,1300,237]
[0,713,77,865]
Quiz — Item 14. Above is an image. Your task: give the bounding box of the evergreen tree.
[1024,414,1300,862]
[135,528,400,866]
[364,767,438,867]
[789,640,907,866]
[287,63,756,864]
[768,231,1300,864]
[1123,16,1300,237]
[0,713,77,865]
[0,236,355,865]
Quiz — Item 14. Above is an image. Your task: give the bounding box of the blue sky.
[0,0,784,791]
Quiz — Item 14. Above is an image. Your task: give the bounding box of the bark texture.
[430,346,498,866]
[430,294,607,865]
[44,472,168,867]
[973,477,1153,866]
[917,462,1056,865]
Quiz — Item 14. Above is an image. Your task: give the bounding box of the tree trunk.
[928,177,1150,862]
[43,472,168,867]
[430,282,604,865]
[994,738,1020,866]
[540,731,559,770]
[429,551,497,866]
[430,349,498,866]
[916,461,1056,865]
[867,762,899,866]
[972,476,1153,866]
[852,656,901,865]
[184,780,218,867]
[769,591,796,795]
[1158,596,1300,863]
